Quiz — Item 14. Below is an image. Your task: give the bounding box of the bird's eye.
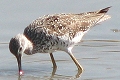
[18,47,22,53]
[19,47,22,51]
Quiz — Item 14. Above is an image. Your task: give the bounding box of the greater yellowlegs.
[9,7,111,77]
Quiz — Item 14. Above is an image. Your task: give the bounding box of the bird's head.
[9,34,27,75]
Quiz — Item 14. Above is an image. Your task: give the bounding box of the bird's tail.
[98,6,111,14]
[95,6,111,24]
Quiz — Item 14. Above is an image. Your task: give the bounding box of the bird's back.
[23,7,111,53]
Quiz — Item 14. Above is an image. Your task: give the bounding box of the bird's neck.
[25,38,33,55]
[18,34,34,55]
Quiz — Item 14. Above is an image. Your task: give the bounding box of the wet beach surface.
[0,0,120,80]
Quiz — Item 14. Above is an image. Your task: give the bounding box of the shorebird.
[9,7,111,77]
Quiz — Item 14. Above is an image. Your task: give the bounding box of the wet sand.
[0,0,120,80]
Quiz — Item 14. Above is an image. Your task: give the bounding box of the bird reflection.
[18,75,22,80]
[50,65,82,79]
[17,66,82,80]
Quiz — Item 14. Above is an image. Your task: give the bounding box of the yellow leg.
[69,53,83,71]
[49,53,57,78]
[68,53,83,78]
[66,47,83,77]
[50,53,57,68]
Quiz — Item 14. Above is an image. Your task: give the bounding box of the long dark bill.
[16,54,22,75]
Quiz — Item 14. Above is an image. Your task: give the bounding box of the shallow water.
[0,0,120,80]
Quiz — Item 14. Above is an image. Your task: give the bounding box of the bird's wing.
[24,7,111,41]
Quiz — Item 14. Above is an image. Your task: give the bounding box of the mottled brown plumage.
[9,7,111,77]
